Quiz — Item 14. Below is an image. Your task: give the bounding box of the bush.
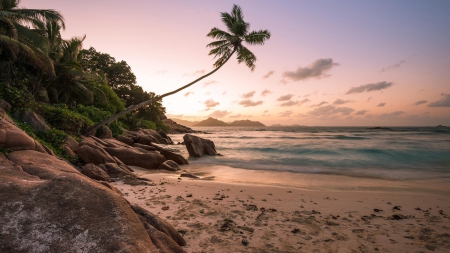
[36,129,68,148]
[74,104,111,123]
[0,81,34,109]
[34,103,93,133]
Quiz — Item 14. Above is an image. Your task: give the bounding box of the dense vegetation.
[0,0,167,145]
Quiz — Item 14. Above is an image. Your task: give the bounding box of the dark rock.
[0,99,11,112]
[104,147,165,170]
[103,162,133,178]
[241,238,249,246]
[81,163,110,181]
[116,135,134,145]
[132,143,156,151]
[151,143,188,165]
[183,134,217,157]
[98,125,113,139]
[158,160,181,171]
[163,119,196,134]
[13,110,50,132]
[1,151,184,252]
[180,173,199,179]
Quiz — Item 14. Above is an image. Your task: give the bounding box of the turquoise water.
[170,126,450,181]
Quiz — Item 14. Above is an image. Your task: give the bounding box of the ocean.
[169,126,450,181]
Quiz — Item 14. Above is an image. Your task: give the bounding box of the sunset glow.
[24,0,450,126]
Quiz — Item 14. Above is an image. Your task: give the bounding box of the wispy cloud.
[241,91,256,99]
[238,100,264,107]
[203,80,217,87]
[204,99,219,108]
[263,71,274,79]
[310,101,328,107]
[299,99,311,105]
[377,103,386,107]
[184,69,205,76]
[279,111,293,117]
[276,94,294,101]
[380,60,406,72]
[414,100,427,105]
[208,110,230,118]
[184,92,194,97]
[156,69,167,74]
[261,89,272,96]
[283,58,339,81]
[228,114,241,118]
[378,111,405,119]
[280,101,299,107]
[355,110,369,115]
[308,105,355,116]
[428,94,450,107]
[367,97,373,102]
[346,81,394,94]
[333,99,354,105]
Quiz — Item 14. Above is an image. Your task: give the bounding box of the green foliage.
[108,121,124,137]
[36,129,68,148]
[74,104,111,123]
[34,103,92,133]
[87,80,125,114]
[156,121,169,131]
[0,80,34,109]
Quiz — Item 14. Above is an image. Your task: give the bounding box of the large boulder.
[81,163,110,181]
[104,147,166,170]
[162,119,196,134]
[157,160,181,172]
[132,143,156,151]
[0,151,185,252]
[151,143,188,165]
[65,135,79,152]
[77,144,117,165]
[13,110,50,132]
[183,134,218,157]
[98,125,113,139]
[0,109,53,155]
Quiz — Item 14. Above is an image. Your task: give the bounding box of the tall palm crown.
[0,0,65,75]
[206,4,270,71]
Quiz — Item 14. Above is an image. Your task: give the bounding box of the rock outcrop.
[0,151,185,252]
[183,134,218,157]
[13,110,50,132]
[151,143,188,165]
[0,108,53,156]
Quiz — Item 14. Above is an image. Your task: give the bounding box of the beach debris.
[186,193,193,197]
[162,206,170,210]
[180,173,200,179]
[256,208,266,220]
[388,214,408,220]
[393,206,401,211]
[291,228,301,234]
[237,226,254,233]
[218,219,236,232]
[373,208,383,212]
[246,204,258,211]
[241,238,249,246]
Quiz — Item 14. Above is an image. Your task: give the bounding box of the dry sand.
[112,166,450,253]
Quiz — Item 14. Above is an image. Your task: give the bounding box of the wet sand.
[112,166,450,253]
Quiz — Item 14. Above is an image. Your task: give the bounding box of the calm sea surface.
[170,126,450,181]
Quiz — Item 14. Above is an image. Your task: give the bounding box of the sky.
[24,0,450,126]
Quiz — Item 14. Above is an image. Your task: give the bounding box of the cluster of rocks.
[162,118,197,134]
[0,108,187,252]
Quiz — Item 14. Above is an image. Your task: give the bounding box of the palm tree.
[84,4,270,135]
[0,0,65,77]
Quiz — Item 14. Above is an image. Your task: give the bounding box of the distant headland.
[171,117,265,127]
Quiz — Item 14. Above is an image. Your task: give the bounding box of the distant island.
[173,117,266,127]
[270,124,307,127]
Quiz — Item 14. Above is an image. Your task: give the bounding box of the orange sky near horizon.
[23,0,450,126]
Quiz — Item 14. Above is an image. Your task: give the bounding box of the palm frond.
[208,44,232,58]
[220,12,235,33]
[0,17,18,39]
[11,8,65,29]
[206,39,230,48]
[206,27,231,40]
[15,23,49,54]
[231,4,244,21]
[244,30,271,45]
[213,49,233,68]
[236,46,256,71]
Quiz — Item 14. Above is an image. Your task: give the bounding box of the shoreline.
[113,166,450,252]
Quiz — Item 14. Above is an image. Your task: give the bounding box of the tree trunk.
[83,48,237,135]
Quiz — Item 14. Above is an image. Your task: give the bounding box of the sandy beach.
[113,166,450,253]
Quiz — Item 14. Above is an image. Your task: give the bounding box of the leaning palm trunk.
[83,48,237,135]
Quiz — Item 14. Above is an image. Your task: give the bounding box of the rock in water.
[183,134,217,157]
[0,151,185,252]
[157,160,181,171]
